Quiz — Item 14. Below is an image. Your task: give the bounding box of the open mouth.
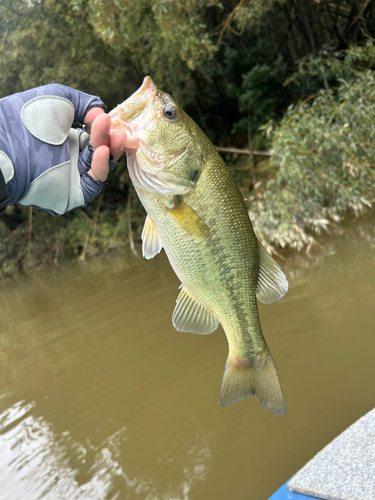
[109,76,157,149]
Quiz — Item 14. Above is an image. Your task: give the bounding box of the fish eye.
[163,105,179,121]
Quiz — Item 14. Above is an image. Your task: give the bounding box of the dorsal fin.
[172,285,219,334]
[141,214,163,259]
[256,243,288,304]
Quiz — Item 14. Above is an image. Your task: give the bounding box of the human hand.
[84,108,127,183]
[0,84,127,216]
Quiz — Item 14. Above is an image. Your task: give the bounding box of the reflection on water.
[0,401,212,499]
[0,212,374,499]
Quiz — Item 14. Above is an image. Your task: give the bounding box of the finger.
[90,113,111,149]
[109,130,127,161]
[88,145,110,183]
[84,106,105,124]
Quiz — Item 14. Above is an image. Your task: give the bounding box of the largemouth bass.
[110,77,288,415]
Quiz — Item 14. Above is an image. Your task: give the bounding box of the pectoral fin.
[166,198,209,241]
[173,285,219,334]
[256,243,288,304]
[141,214,163,259]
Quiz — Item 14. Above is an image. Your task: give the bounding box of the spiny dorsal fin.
[166,198,209,241]
[141,214,163,259]
[256,243,288,304]
[172,285,219,334]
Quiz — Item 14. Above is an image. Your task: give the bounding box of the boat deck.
[269,408,375,500]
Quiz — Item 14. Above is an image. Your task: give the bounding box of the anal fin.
[256,243,288,304]
[172,285,219,334]
[141,214,163,259]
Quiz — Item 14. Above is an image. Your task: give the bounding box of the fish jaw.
[109,76,157,150]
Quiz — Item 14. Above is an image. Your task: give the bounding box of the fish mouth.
[109,76,157,148]
[125,76,156,105]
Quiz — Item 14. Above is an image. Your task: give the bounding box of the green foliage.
[251,44,375,250]
[286,40,375,97]
[0,0,374,275]
[0,0,132,106]
[88,0,220,106]
[232,56,287,135]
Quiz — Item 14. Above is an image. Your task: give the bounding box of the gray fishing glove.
[0,84,111,216]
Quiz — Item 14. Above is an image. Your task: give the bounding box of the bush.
[251,44,375,250]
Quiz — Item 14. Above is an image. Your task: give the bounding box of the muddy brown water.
[0,213,374,500]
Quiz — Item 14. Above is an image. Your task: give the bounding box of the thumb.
[88,145,110,183]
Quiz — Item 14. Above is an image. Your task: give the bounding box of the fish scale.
[110,77,288,415]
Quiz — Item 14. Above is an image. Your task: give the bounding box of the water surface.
[0,213,374,499]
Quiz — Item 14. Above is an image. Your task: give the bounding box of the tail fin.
[219,347,286,416]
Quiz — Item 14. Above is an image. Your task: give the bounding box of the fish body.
[110,77,288,415]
